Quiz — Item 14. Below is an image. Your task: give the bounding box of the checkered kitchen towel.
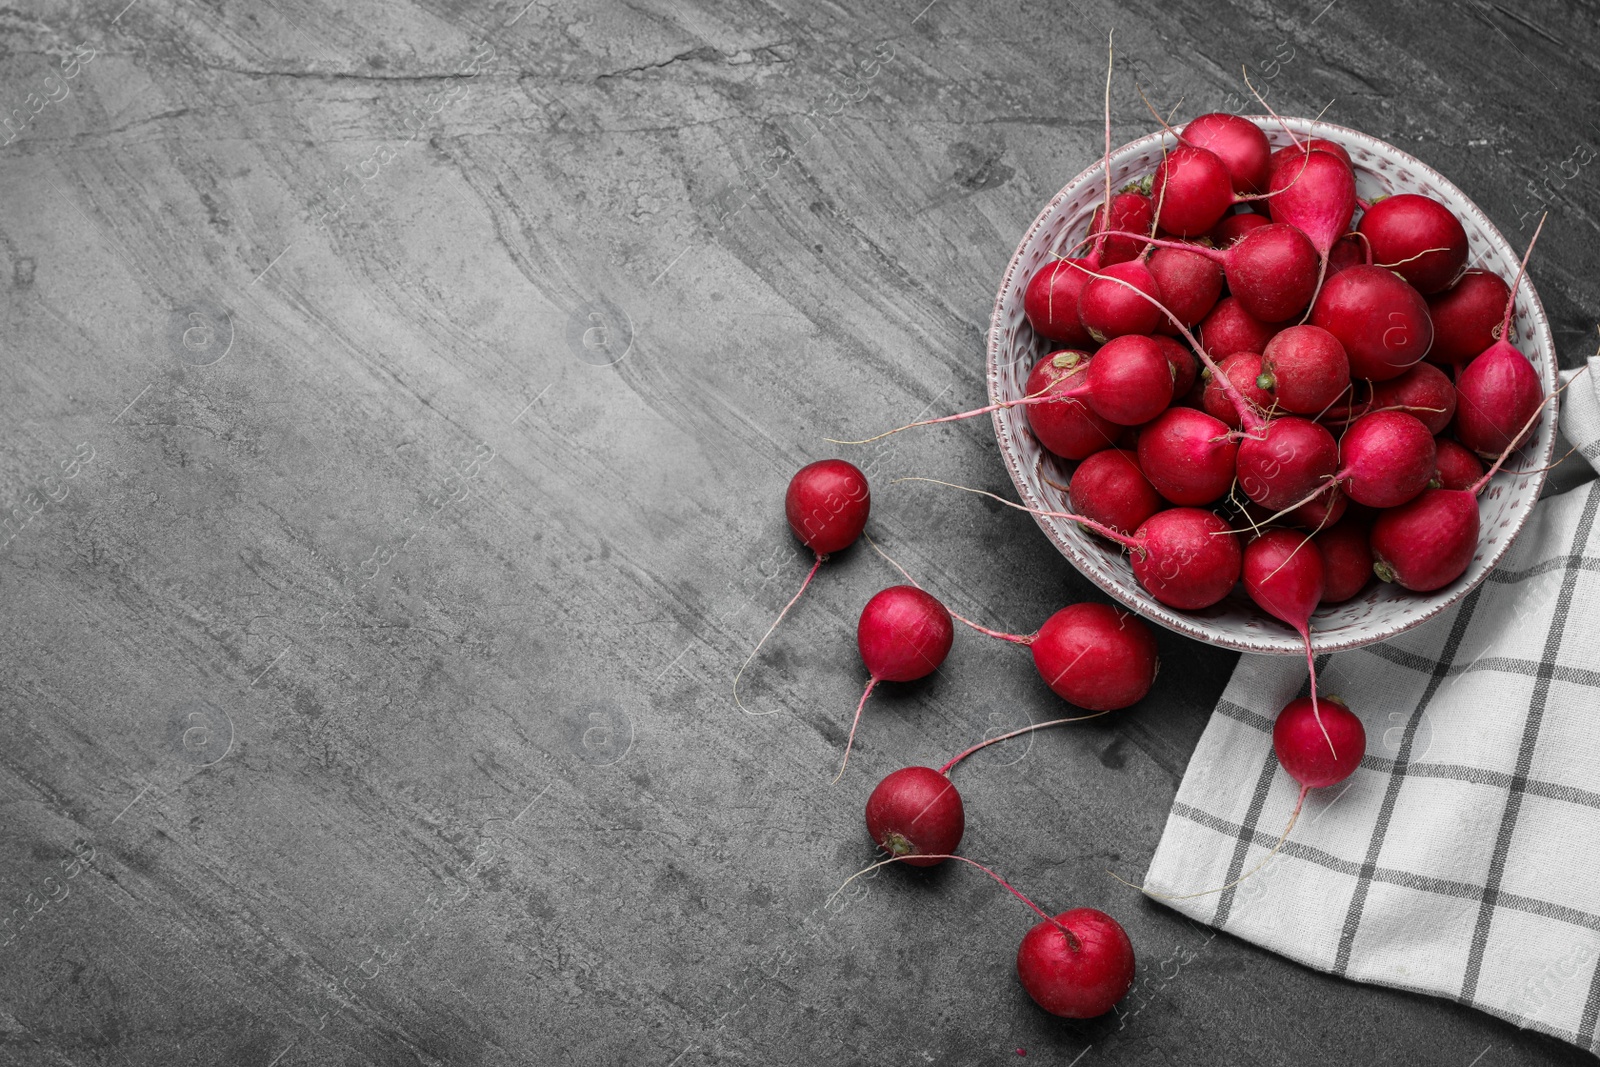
[1145,356,1600,1053]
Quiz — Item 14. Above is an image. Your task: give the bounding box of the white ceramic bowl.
[987,117,1559,655]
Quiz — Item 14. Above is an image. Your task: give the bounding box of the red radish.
[1203,351,1274,429]
[1310,265,1434,381]
[1265,148,1358,290]
[1056,335,1175,425]
[1426,270,1511,366]
[1235,417,1339,511]
[1214,210,1272,246]
[1079,259,1165,341]
[1288,485,1347,531]
[1151,144,1239,236]
[1370,488,1479,590]
[1068,449,1163,536]
[785,459,870,555]
[1356,193,1468,295]
[1314,519,1373,604]
[1259,326,1351,415]
[1180,112,1272,193]
[1089,190,1155,265]
[1270,137,1353,171]
[1026,353,1119,459]
[1099,223,1320,323]
[1433,439,1484,491]
[1024,257,1098,346]
[836,851,1134,1019]
[1274,695,1365,789]
[1126,693,1365,902]
[938,601,1159,711]
[1370,400,1546,590]
[1369,363,1456,435]
[1242,530,1328,739]
[1128,508,1241,609]
[903,480,1241,610]
[1454,221,1545,458]
[1150,334,1199,396]
[1137,407,1238,505]
[1336,411,1437,508]
[1210,223,1320,321]
[734,461,871,713]
[1199,296,1281,359]
[1017,908,1136,1019]
[1455,339,1543,458]
[864,766,964,866]
[838,585,955,779]
[1028,603,1159,710]
[1146,246,1225,331]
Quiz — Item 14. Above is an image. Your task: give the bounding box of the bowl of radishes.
[988,114,1559,656]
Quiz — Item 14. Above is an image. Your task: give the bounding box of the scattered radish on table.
[835,851,1136,1019]
[1124,694,1368,900]
[864,765,965,865]
[837,585,955,780]
[734,460,871,713]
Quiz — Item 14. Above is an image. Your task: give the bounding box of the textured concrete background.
[2,0,1598,1064]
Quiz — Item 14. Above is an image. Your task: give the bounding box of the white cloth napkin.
[1144,355,1600,1053]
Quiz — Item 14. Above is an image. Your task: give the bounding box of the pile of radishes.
[1015,114,1548,624]
[748,104,1556,1026]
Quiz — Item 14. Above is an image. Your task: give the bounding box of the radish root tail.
[733,553,825,717]
[939,710,1113,775]
[830,853,1075,945]
[832,676,879,783]
[1113,785,1309,901]
[864,532,1030,643]
[826,389,1059,446]
[890,476,1141,549]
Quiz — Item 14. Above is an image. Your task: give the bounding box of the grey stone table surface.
[2,0,1598,1064]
